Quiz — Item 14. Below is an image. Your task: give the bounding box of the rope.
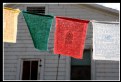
[56,54,60,80]
[4,7,21,13]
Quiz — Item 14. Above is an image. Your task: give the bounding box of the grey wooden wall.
[4,4,119,80]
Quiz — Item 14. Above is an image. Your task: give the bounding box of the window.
[22,61,38,80]
[27,7,45,14]
[71,66,91,80]
[71,50,91,80]
[21,60,40,80]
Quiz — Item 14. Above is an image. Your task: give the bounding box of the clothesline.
[90,20,119,24]
[4,7,21,13]
[4,7,119,23]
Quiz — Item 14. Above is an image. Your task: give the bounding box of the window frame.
[20,59,41,80]
[16,57,45,80]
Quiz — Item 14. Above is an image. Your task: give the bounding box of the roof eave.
[80,4,119,16]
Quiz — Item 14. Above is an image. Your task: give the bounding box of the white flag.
[92,21,120,61]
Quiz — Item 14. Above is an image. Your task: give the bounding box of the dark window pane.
[22,61,30,80]
[27,7,45,14]
[71,66,91,80]
[31,61,38,80]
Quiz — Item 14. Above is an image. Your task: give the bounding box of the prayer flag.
[3,7,20,43]
[54,16,89,59]
[92,21,120,61]
[22,11,54,51]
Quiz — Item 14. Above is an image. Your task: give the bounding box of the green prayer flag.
[22,11,54,51]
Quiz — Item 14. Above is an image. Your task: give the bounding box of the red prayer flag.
[54,16,89,59]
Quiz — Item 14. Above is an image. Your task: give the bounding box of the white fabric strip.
[92,22,120,61]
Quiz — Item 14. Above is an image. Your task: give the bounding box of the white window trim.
[16,58,45,80]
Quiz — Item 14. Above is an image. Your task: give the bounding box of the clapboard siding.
[45,67,66,72]
[44,72,65,76]
[4,4,119,80]
[4,55,17,60]
[4,72,16,76]
[4,60,18,64]
[4,63,17,68]
[95,60,119,80]
[4,76,16,80]
[45,60,66,64]
[95,68,119,73]
[4,68,17,72]
[44,76,65,80]
[96,77,119,80]
[45,64,65,68]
